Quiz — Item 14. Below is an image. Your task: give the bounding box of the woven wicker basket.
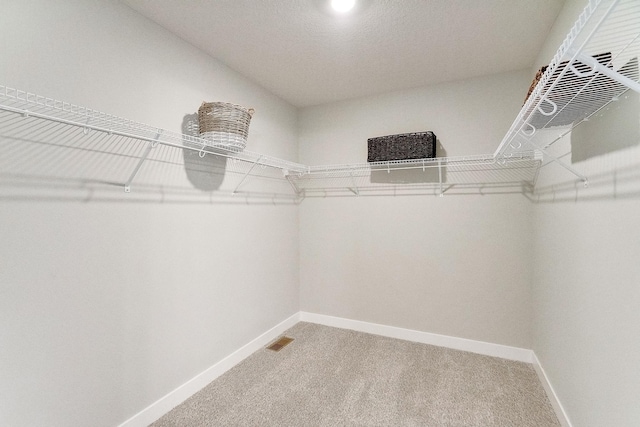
[198,102,254,151]
[367,131,436,162]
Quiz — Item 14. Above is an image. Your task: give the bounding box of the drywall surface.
[298,70,532,163]
[530,0,640,425]
[298,71,535,349]
[0,1,299,426]
[532,201,640,427]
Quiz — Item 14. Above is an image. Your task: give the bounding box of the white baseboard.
[118,312,300,427]
[532,352,572,427]
[120,312,563,427]
[299,312,572,425]
[299,311,533,363]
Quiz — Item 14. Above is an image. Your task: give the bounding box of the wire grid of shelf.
[0,86,308,173]
[0,85,544,199]
[1,0,638,200]
[495,0,640,183]
[0,85,306,200]
[288,153,542,197]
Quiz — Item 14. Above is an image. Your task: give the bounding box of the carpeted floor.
[151,322,560,426]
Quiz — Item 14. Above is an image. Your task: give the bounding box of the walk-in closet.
[1,0,639,426]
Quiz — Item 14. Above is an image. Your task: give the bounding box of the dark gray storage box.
[367,131,436,162]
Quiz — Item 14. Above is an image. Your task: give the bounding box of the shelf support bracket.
[233,155,263,194]
[525,138,589,187]
[438,159,444,197]
[348,169,359,196]
[284,170,303,197]
[124,129,163,193]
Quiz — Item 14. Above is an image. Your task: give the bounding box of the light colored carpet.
[151,322,560,426]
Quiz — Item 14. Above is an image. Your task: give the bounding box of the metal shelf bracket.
[232,155,264,194]
[124,129,163,193]
[348,169,359,196]
[438,159,444,197]
[528,139,588,185]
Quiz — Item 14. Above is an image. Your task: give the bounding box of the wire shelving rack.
[0,86,307,202]
[496,0,640,186]
[1,0,638,201]
[0,86,542,199]
[287,153,542,197]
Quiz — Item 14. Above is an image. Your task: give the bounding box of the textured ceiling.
[121,0,566,107]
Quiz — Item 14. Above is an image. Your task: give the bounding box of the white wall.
[0,1,299,426]
[530,0,640,426]
[5,0,638,426]
[298,70,536,349]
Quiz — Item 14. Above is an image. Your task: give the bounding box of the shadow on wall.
[529,160,640,204]
[571,88,640,163]
[181,112,227,191]
[530,58,640,204]
[531,94,640,203]
[369,140,448,184]
[571,57,639,163]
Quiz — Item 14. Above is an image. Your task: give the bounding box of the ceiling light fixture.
[331,0,356,13]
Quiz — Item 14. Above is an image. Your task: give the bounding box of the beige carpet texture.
[151,322,560,426]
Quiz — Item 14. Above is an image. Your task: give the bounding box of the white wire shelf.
[0,85,543,200]
[287,153,542,197]
[0,85,306,200]
[496,0,640,183]
[0,86,308,175]
[1,0,637,201]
